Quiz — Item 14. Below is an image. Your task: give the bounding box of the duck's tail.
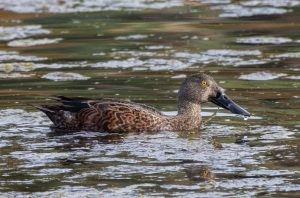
[32,96,92,131]
[32,104,61,124]
[33,104,55,113]
[33,104,78,131]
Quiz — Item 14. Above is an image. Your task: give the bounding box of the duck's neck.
[168,99,202,131]
[177,100,201,116]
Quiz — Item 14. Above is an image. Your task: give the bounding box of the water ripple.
[0,25,50,41]
[0,0,183,13]
[0,109,297,196]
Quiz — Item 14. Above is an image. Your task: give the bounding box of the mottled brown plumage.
[35,74,250,133]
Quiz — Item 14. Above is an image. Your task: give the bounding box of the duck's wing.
[35,96,165,132]
[50,96,164,116]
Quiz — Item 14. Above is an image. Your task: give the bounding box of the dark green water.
[0,0,299,197]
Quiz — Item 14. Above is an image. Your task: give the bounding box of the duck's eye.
[201,80,207,87]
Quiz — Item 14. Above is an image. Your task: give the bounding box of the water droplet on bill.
[244,116,249,121]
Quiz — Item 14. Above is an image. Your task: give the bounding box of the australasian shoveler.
[35,74,250,133]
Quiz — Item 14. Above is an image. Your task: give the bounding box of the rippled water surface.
[0,0,299,197]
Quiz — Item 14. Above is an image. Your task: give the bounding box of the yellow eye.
[201,80,207,87]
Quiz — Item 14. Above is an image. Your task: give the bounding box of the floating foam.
[0,25,50,41]
[241,0,300,7]
[213,4,288,18]
[144,45,172,50]
[285,75,300,80]
[0,51,47,62]
[8,38,62,47]
[239,71,287,80]
[236,36,292,44]
[42,72,90,81]
[115,34,148,40]
[0,72,34,79]
[204,49,262,56]
[271,52,300,58]
[93,58,191,71]
[171,74,187,79]
[0,62,87,72]
[174,49,266,67]
[0,0,183,13]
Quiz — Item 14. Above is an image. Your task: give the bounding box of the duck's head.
[178,74,250,117]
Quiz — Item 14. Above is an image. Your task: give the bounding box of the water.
[0,0,299,197]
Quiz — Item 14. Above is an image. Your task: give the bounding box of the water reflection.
[0,109,298,194]
[48,132,125,144]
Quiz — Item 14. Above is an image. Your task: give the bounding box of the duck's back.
[35,96,167,133]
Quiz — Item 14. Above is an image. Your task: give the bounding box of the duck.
[35,74,250,133]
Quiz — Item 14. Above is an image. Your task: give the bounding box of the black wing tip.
[31,104,55,113]
[49,95,72,102]
[30,96,91,114]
